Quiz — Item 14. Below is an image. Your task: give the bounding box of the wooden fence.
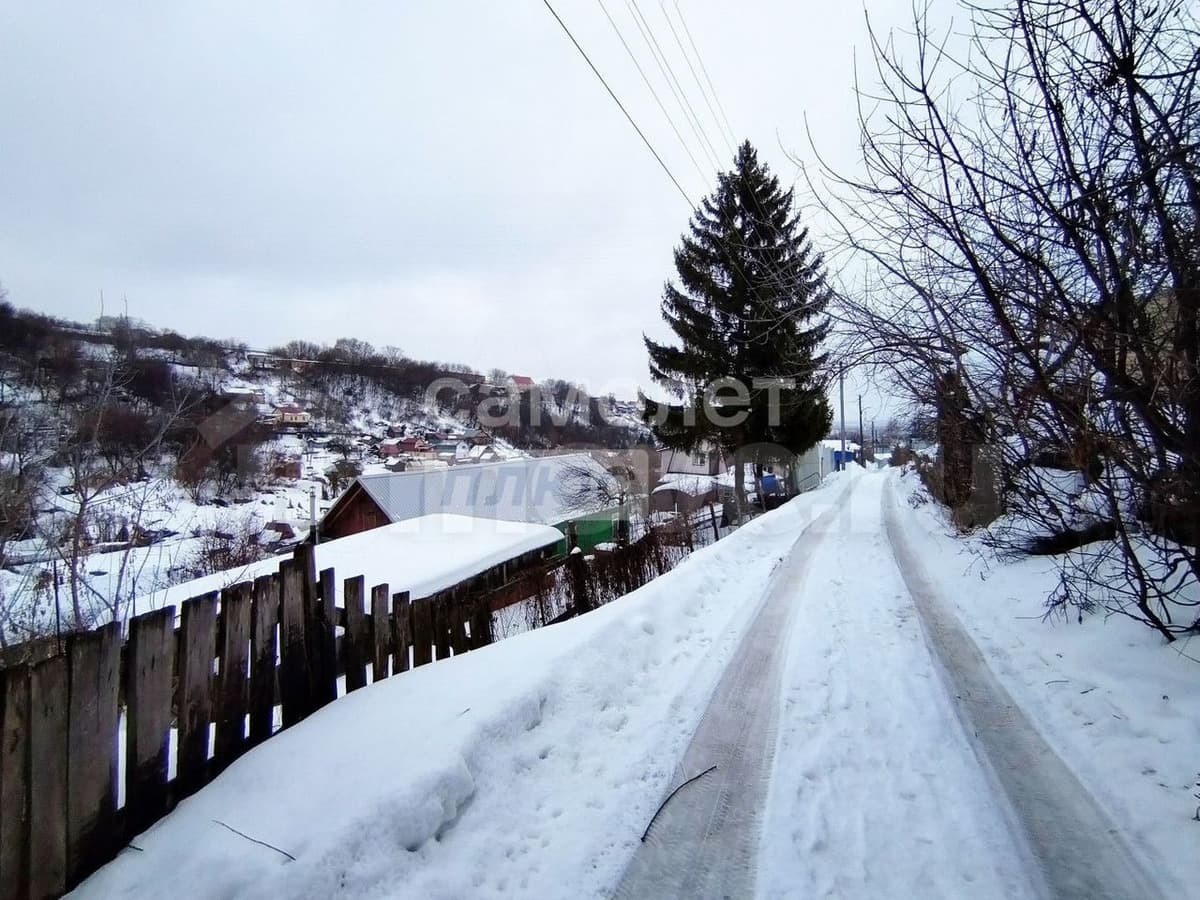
[0,513,725,898]
[0,543,494,899]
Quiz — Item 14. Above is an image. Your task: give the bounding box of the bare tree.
[820,0,1200,639]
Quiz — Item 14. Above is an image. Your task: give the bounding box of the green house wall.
[551,508,620,555]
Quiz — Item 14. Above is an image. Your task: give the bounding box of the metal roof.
[349,453,618,527]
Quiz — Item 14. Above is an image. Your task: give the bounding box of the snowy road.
[677,469,1160,899]
[616,480,850,899]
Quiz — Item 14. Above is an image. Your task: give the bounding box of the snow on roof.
[509,375,535,386]
[820,439,861,451]
[138,514,563,611]
[653,473,718,496]
[350,453,618,527]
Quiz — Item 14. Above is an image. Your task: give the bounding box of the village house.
[275,404,311,427]
[466,444,501,464]
[507,375,536,392]
[319,453,624,552]
[220,384,266,405]
[651,442,730,513]
[433,440,470,463]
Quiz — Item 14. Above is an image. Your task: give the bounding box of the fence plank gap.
[343,576,367,692]
[249,575,279,744]
[66,622,120,886]
[177,593,218,796]
[450,591,469,655]
[215,583,252,770]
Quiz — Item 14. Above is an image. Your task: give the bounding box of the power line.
[540,0,695,209]
[541,0,818,356]
[626,0,723,171]
[671,0,738,147]
[659,0,732,156]
[596,0,708,184]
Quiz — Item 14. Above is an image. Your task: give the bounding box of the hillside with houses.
[0,305,666,645]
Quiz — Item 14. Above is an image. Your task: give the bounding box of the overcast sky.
[0,0,918,420]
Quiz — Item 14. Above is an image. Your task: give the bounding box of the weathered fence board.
[28,655,68,899]
[177,593,218,794]
[343,576,368,692]
[412,599,433,668]
[279,560,312,726]
[125,607,174,835]
[433,594,450,661]
[215,583,252,769]
[65,623,120,885]
[370,584,391,681]
[449,591,468,655]
[0,666,30,900]
[249,575,279,744]
[391,592,411,675]
[471,598,492,650]
[316,567,338,704]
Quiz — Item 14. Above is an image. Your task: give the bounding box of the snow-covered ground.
[72,467,1197,899]
[888,466,1197,898]
[74,473,849,899]
[759,471,1040,898]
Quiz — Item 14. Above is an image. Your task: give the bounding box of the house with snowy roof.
[319,453,624,552]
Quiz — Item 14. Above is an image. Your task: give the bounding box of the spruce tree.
[643,141,832,518]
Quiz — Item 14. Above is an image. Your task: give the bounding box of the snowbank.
[137,514,564,612]
[891,468,1198,898]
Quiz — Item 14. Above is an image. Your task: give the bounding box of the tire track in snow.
[613,481,851,899]
[759,473,1037,899]
[883,476,1164,900]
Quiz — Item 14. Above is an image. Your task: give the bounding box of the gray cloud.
[0,0,916,396]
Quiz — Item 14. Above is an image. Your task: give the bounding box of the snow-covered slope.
[73,476,848,899]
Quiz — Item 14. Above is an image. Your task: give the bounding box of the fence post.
[0,665,30,900]
[567,548,591,615]
[709,502,720,542]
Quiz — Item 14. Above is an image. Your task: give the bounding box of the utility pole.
[858,395,864,457]
[838,367,846,471]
